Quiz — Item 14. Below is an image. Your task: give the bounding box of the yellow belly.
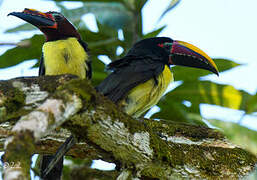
[42,37,89,78]
[121,65,173,118]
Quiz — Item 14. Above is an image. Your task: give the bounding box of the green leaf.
[60,2,132,29]
[5,23,36,33]
[82,21,125,62]
[91,56,107,86]
[208,119,257,155]
[159,0,181,21]
[246,94,257,114]
[152,100,207,126]
[172,58,241,81]
[154,80,254,124]
[143,25,167,39]
[0,35,44,68]
[85,2,133,29]
[169,80,252,111]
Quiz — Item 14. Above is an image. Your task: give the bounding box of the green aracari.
[39,37,219,178]
[9,8,91,180]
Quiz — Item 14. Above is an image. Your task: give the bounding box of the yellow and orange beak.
[8,8,57,29]
[169,40,219,75]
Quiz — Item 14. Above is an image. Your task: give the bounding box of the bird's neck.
[41,29,81,42]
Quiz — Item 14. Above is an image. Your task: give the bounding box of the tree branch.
[0,75,256,179]
[0,124,110,160]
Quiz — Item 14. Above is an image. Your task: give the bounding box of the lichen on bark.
[3,130,35,179]
[0,75,256,180]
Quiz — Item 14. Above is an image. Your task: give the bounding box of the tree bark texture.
[0,75,256,180]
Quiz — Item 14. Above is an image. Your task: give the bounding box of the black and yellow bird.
[39,37,219,176]
[9,8,91,78]
[9,8,91,180]
[96,37,218,117]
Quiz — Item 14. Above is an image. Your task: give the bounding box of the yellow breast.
[42,37,88,78]
[121,65,173,118]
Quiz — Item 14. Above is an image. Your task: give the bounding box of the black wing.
[39,55,45,76]
[96,57,164,103]
[78,39,92,80]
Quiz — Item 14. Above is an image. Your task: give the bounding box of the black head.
[126,37,219,75]
[8,8,81,41]
[127,37,173,64]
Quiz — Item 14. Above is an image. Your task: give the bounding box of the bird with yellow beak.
[40,37,218,178]
[96,37,218,117]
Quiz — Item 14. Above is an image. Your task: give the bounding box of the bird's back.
[96,56,173,117]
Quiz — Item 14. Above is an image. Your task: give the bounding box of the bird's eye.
[54,15,62,20]
[51,13,63,21]
[163,42,172,51]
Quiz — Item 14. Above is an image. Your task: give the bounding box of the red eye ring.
[158,43,164,48]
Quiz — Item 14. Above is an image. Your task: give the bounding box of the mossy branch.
[0,75,256,180]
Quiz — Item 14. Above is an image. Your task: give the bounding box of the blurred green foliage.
[0,0,256,177]
[209,119,257,154]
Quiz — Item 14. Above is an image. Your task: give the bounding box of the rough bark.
[0,75,256,180]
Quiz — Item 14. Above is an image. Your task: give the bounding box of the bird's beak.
[169,40,219,76]
[8,8,57,29]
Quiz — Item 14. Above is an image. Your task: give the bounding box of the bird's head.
[129,37,219,75]
[8,8,80,41]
